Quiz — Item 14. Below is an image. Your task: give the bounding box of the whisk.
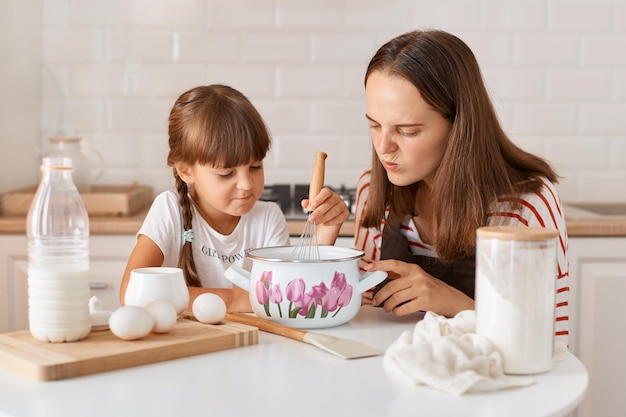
[291,151,327,260]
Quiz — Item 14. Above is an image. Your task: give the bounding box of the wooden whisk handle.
[308,151,327,204]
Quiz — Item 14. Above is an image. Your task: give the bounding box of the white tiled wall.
[5,0,626,202]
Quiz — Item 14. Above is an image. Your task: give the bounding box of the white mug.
[125,267,190,315]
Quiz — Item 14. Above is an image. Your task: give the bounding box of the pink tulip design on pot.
[286,278,306,318]
[255,270,354,320]
[323,271,353,318]
[255,271,272,317]
[255,270,286,317]
[224,246,388,329]
[270,282,283,317]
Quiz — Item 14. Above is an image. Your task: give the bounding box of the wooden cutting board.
[0,319,257,382]
[0,184,153,217]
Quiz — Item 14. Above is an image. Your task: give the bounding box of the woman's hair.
[361,30,558,261]
[167,84,272,286]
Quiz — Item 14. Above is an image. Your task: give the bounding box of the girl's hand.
[301,187,350,245]
[302,187,349,226]
[365,259,474,318]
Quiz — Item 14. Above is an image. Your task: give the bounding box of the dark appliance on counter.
[261,184,355,220]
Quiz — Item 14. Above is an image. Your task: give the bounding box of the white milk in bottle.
[27,157,91,342]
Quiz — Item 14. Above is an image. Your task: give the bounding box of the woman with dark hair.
[354,30,569,344]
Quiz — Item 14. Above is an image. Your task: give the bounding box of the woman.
[354,30,569,343]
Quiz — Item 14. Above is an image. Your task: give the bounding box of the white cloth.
[138,190,291,288]
[383,310,565,395]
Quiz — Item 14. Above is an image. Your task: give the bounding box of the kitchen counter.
[563,217,626,236]
[563,203,626,236]
[0,306,588,417]
[0,208,356,236]
[0,204,623,237]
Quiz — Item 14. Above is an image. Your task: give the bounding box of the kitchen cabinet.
[568,237,626,417]
[0,235,136,333]
[334,236,355,247]
[1,234,356,333]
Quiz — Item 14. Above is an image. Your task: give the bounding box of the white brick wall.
[16,0,624,202]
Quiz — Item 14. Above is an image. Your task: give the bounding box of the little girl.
[120,84,349,312]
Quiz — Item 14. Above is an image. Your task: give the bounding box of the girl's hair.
[361,30,558,261]
[167,84,271,286]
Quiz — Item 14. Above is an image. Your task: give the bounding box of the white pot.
[225,246,387,329]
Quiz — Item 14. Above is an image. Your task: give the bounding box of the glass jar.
[475,226,558,374]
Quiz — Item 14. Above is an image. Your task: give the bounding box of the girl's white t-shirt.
[138,190,290,288]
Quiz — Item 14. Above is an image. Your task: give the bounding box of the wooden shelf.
[0,184,153,217]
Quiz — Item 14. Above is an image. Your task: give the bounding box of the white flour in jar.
[475,238,556,375]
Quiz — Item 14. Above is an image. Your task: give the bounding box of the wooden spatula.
[225,313,381,360]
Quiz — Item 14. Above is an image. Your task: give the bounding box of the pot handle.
[224,265,252,292]
[356,270,387,294]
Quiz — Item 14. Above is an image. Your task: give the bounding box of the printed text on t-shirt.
[201,246,246,264]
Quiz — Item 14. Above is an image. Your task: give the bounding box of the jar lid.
[48,136,81,143]
[476,226,558,241]
[41,157,72,170]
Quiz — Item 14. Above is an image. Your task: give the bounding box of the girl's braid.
[175,173,201,287]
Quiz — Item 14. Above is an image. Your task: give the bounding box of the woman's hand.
[365,259,474,318]
[302,187,350,245]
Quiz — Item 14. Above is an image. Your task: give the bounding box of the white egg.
[145,300,177,333]
[109,306,154,340]
[192,293,226,324]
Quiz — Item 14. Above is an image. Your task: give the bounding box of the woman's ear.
[175,162,194,184]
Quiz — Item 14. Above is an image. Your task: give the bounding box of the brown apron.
[374,222,476,299]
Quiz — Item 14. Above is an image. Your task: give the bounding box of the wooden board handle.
[308,151,327,203]
[225,313,308,342]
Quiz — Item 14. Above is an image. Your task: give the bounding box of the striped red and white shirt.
[353,170,569,346]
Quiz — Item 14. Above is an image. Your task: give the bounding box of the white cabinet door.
[86,235,137,312]
[0,235,27,334]
[334,236,355,248]
[0,235,135,333]
[568,237,626,417]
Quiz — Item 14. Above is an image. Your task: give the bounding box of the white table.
[0,306,588,417]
